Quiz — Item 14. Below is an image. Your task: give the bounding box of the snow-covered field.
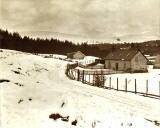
[105,71,160,96]
[0,49,160,128]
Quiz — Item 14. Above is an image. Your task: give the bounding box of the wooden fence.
[66,64,160,99]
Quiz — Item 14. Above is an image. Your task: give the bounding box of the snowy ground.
[104,71,160,96]
[0,49,160,128]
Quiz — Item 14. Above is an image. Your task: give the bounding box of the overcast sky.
[0,0,160,43]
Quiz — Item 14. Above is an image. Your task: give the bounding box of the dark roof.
[105,49,140,61]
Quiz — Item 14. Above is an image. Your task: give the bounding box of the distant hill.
[19,30,160,44]
[19,31,95,44]
[94,40,160,56]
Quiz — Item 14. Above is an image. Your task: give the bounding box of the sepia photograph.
[0,0,160,127]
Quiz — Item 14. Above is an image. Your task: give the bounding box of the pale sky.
[0,0,160,43]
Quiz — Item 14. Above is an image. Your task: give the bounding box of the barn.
[153,55,160,69]
[67,51,85,59]
[104,49,148,72]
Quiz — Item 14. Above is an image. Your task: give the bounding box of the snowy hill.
[0,49,160,128]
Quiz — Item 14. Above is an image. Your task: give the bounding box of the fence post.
[77,69,80,81]
[66,64,69,75]
[125,78,127,92]
[103,74,105,87]
[101,70,102,85]
[135,79,137,94]
[75,70,77,80]
[84,72,86,83]
[93,74,95,86]
[101,70,104,87]
[74,70,76,80]
[82,70,84,83]
[109,77,111,89]
[117,78,118,91]
[89,74,90,83]
[146,79,148,96]
[159,81,160,97]
[69,68,71,76]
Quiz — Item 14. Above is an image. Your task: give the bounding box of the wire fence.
[66,63,160,99]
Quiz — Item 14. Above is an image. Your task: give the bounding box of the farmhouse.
[153,55,160,68]
[67,51,85,59]
[105,49,148,72]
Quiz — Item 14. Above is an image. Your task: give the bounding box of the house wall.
[131,52,148,71]
[73,52,85,59]
[105,60,130,71]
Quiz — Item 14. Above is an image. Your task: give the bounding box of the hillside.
[95,40,160,56]
[0,49,160,128]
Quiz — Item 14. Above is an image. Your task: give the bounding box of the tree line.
[0,29,110,57]
[0,29,160,57]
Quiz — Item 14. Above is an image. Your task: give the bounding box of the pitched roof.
[67,51,85,58]
[105,49,139,61]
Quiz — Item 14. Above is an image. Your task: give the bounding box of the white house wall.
[154,55,160,68]
[73,52,85,59]
[105,60,130,71]
[131,52,147,71]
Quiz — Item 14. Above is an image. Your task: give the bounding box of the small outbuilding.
[104,49,148,72]
[153,55,160,69]
[67,51,85,59]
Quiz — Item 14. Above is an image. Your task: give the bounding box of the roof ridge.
[105,49,139,61]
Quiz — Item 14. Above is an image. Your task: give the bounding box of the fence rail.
[66,64,160,99]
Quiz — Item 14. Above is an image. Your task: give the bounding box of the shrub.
[0,79,10,83]
[94,72,106,87]
[49,113,69,122]
[49,113,61,120]
[71,120,77,126]
[12,70,21,74]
